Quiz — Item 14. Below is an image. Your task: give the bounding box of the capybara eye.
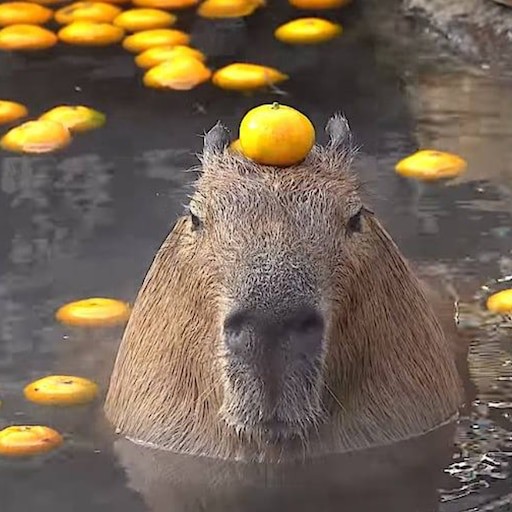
[190,212,202,230]
[347,208,363,233]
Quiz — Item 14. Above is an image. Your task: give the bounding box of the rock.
[492,0,512,7]
[402,0,512,69]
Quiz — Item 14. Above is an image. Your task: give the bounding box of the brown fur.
[104,118,462,463]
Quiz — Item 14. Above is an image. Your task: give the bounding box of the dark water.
[1,0,512,510]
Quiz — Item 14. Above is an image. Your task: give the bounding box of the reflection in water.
[135,148,195,183]
[0,154,114,390]
[439,275,512,511]
[407,70,512,188]
[114,422,455,512]
[1,153,113,263]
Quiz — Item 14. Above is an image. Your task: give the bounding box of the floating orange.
[132,0,199,10]
[113,8,176,31]
[25,0,66,5]
[0,2,53,26]
[288,0,351,8]
[0,100,28,124]
[56,297,131,327]
[486,289,512,314]
[394,149,467,181]
[0,24,57,50]
[24,375,99,406]
[274,17,342,45]
[58,20,124,45]
[0,426,63,457]
[1,119,71,154]
[39,105,106,133]
[55,2,122,24]
[197,0,259,18]
[212,63,288,91]
[122,28,189,53]
[239,102,315,166]
[143,55,211,90]
[135,44,205,68]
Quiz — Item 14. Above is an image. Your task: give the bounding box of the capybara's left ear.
[325,112,352,152]
[203,121,231,155]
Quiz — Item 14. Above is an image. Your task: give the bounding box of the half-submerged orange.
[113,8,176,31]
[58,20,124,45]
[394,149,467,181]
[197,0,260,18]
[143,55,211,90]
[122,28,189,52]
[274,17,342,44]
[0,100,28,124]
[486,289,512,314]
[55,2,122,24]
[132,0,199,10]
[0,2,53,26]
[56,297,131,327]
[289,0,351,8]
[24,375,99,406]
[0,24,57,50]
[212,63,288,91]
[135,44,205,68]
[23,0,65,5]
[40,105,106,133]
[1,119,71,153]
[0,426,63,457]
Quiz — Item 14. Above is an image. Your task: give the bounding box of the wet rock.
[401,0,512,69]
[493,0,512,7]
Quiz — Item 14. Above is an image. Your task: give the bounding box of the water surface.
[1,1,512,510]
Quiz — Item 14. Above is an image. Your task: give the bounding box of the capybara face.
[189,118,368,442]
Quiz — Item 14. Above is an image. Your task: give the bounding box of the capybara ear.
[325,112,353,151]
[203,121,231,155]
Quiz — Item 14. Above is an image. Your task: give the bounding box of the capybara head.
[105,114,462,462]
[195,117,370,443]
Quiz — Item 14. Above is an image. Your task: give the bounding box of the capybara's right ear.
[203,121,231,155]
[325,113,353,152]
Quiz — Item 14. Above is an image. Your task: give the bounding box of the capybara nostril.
[223,309,253,356]
[223,306,324,359]
[285,308,324,354]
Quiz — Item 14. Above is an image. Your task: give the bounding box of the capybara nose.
[223,305,325,359]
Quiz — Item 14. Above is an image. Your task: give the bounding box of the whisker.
[325,383,345,413]
[196,382,218,403]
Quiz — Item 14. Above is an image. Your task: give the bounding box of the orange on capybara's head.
[104,114,462,463]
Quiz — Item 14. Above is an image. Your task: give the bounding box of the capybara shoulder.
[104,115,462,463]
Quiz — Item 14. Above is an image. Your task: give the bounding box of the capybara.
[104,114,462,463]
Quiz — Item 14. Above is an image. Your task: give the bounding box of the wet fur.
[104,115,462,463]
